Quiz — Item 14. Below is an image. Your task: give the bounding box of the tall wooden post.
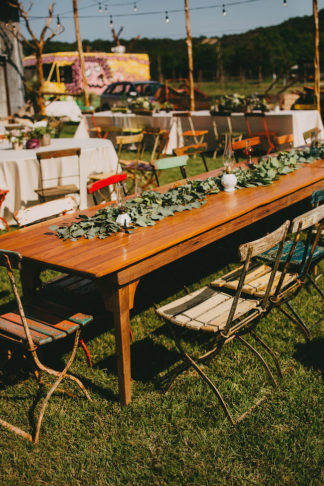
[184,0,195,112]
[313,0,321,114]
[72,0,89,107]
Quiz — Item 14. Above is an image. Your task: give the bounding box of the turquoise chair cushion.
[259,240,324,271]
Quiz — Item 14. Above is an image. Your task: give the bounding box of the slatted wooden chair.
[156,221,290,425]
[274,134,294,152]
[173,143,209,172]
[0,189,10,231]
[245,112,277,155]
[87,173,127,205]
[212,205,324,340]
[172,112,208,145]
[153,155,189,186]
[35,148,81,204]
[210,111,243,159]
[0,249,94,443]
[231,136,261,162]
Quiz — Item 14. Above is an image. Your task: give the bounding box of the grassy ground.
[0,153,323,485]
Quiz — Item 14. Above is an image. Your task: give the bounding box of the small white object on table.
[0,138,118,226]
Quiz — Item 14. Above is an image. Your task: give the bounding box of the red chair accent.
[245,112,277,155]
[0,190,10,231]
[87,173,127,205]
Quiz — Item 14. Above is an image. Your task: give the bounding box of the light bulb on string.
[57,15,61,27]
[165,11,169,24]
[110,15,114,28]
[105,4,108,12]
[133,2,137,12]
[222,4,226,16]
[98,2,102,13]
[283,0,287,6]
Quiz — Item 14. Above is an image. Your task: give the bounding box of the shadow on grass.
[293,337,324,378]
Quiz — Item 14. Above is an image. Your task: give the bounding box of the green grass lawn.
[0,151,323,485]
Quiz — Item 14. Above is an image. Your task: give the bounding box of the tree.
[9,0,64,115]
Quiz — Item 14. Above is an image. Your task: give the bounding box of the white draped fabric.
[0,138,118,225]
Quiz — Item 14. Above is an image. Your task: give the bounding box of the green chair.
[154,155,188,186]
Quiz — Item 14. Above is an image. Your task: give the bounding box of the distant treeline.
[24,9,324,82]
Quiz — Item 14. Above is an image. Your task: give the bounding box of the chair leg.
[79,338,92,368]
[250,331,282,378]
[236,336,278,388]
[307,272,324,299]
[34,330,91,443]
[277,304,310,341]
[200,153,209,172]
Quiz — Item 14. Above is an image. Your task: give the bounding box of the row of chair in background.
[156,191,324,425]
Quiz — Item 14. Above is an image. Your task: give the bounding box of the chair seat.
[211,263,298,298]
[35,184,79,199]
[0,297,93,346]
[183,130,208,137]
[156,286,260,333]
[259,240,324,267]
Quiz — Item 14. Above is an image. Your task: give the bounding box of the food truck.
[23,51,151,95]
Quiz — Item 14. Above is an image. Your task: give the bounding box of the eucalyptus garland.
[50,144,324,241]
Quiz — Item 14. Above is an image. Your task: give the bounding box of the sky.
[19,0,324,42]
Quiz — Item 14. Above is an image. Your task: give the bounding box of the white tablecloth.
[45,100,82,122]
[0,138,118,225]
[90,110,324,153]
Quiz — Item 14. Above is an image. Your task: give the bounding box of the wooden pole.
[313,0,320,114]
[184,0,195,112]
[72,0,90,107]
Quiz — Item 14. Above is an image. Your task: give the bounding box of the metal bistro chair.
[212,204,324,340]
[35,148,81,205]
[245,112,277,155]
[173,143,209,173]
[156,221,290,425]
[0,249,94,443]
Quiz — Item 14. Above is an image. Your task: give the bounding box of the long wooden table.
[0,160,324,405]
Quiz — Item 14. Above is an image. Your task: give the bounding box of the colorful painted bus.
[23,51,150,95]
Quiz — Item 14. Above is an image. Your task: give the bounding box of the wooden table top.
[1,160,324,279]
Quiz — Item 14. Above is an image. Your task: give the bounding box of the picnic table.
[0,159,323,405]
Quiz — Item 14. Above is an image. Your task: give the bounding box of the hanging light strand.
[133,2,137,12]
[283,0,287,6]
[57,15,61,27]
[222,4,227,16]
[110,15,114,28]
[165,11,169,24]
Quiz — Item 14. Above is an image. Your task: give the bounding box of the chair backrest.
[141,128,167,163]
[173,143,207,157]
[232,136,261,152]
[154,155,188,183]
[311,188,324,207]
[36,148,82,196]
[223,220,290,334]
[116,133,144,163]
[303,127,321,144]
[14,196,78,226]
[274,134,294,149]
[87,173,127,204]
[156,131,170,159]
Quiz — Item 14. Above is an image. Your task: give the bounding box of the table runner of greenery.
[51,145,324,241]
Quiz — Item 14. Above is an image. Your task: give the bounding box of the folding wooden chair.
[0,249,94,443]
[156,221,290,425]
[172,112,208,145]
[303,127,321,144]
[231,136,261,162]
[173,143,209,172]
[35,148,81,204]
[212,205,324,340]
[211,112,243,159]
[245,112,277,155]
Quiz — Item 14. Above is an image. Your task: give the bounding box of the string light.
[98,2,102,13]
[133,2,137,12]
[165,11,169,23]
[57,15,61,27]
[222,4,226,16]
[283,0,287,6]
[105,4,108,12]
[110,15,114,28]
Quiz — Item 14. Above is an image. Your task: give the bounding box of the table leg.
[20,262,43,298]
